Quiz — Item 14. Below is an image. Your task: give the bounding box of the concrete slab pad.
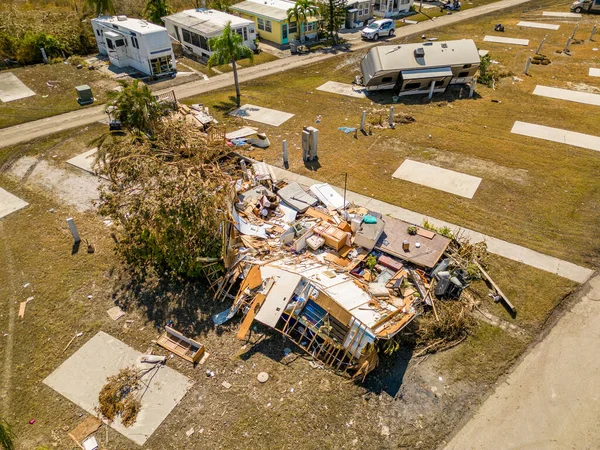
[516,21,560,30]
[0,187,28,219]
[316,81,367,98]
[590,68,600,77]
[392,159,482,199]
[43,331,192,446]
[511,121,600,152]
[542,11,581,18]
[0,72,36,102]
[230,104,294,127]
[66,148,101,175]
[483,36,529,46]
[533,85,600,107]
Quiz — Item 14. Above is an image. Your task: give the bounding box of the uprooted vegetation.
[98,367,142,427]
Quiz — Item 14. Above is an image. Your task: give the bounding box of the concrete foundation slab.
[392,159,482,199]
[0,72,36,102]
[533,85,600,107]
[230,104,294,127]
[316,81,367,98]
[0,187,28,219]
[590,68,600,77]
[516,21,560,30]
[511,121,600,152]
[483,35,529,46]
[43,331,192,446]
[542,11,581,17]
[66,148,101,175]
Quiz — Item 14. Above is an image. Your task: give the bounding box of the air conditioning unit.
[117,15,128,21]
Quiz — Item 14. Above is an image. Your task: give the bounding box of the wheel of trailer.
[374,33,379,40]
[390,29,395,36]
[574,6,582,12]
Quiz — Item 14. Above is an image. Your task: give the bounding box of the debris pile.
[208,157,493,379]
[98,367,143,427]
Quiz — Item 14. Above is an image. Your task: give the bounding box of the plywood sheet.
[517,21,560,30]
[375,216,451,269]
[229,104,294,127]
[533,85,600,107]
[511,121,600,152]
[392,159,482,199]
[483,36,529,46]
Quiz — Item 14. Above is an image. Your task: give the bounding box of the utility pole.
[343,172,348,220]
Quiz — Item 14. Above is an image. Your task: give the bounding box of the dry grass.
[184,2,600,268]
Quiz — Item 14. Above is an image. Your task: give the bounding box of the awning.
[402,66,453,80]
[348,8,359,13]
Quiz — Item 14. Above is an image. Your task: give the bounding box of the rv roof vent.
[414,47,425,58]
[441,43,448,48]
[117,15,128,21]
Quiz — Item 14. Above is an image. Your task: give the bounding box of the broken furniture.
[278,181,318,213]
[354,212,385,251]
[157,326,205,363]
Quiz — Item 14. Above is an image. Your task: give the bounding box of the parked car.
[361,19,395,40]
[570,0,600,13]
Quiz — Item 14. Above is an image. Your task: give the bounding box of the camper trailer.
[91,15,176,78]
[359,39,480,95]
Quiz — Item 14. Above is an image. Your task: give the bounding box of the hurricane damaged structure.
[359,39,481,94]
[210,159,452,379]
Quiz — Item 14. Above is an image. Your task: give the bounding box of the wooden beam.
[474,261,516,315]
[236,294,266,340]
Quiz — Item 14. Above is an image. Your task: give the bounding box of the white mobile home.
[360,39,480,95]
[373,0,413,18]
[91,15,176,78]
[163,9,256,62]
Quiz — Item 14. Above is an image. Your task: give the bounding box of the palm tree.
[86,0,116,16]
[0,418,15,450]
[207,22,253,107]
[144,0,171,25]
[106,80,162,134]
[287,0,319,42]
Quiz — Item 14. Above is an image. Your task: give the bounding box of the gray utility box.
[302,126,319,162]
[76,84,94,106]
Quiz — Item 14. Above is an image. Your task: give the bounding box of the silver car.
[361,19,396,40]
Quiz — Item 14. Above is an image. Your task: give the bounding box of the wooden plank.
[324,252,349,267]
[416,228,435,239]
[68,416,102,448]
[18,301,26,318]
[376,313,416,338]
[475,261,516,315]
[244,265,263,290]
[305,207,335,223]
[236,293,266,340]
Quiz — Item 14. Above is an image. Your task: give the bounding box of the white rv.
[163,9,256,62]
[360,39,480,95]
[91,15,176,78]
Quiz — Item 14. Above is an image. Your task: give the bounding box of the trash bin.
[290,42,297,54]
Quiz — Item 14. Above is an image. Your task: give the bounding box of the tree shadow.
[212,96,240,113]
[112,271,223,338]
[361,344,415,398]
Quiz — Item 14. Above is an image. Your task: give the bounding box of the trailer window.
[96,29,101,36]
[463,64,472,68]
[131,37,139,49]
[381,76,393,83]
[458,71,469,78]
[115,39,125,47]
[182,29,191,44]
[404,82,421,90]
[106,39,114,50]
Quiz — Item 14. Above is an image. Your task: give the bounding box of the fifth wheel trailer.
[359,39,480,95]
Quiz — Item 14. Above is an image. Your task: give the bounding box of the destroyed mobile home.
[207,161,483,379]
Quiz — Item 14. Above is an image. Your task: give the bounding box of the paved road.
[445,273,600,450]
[0,0,534,149]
